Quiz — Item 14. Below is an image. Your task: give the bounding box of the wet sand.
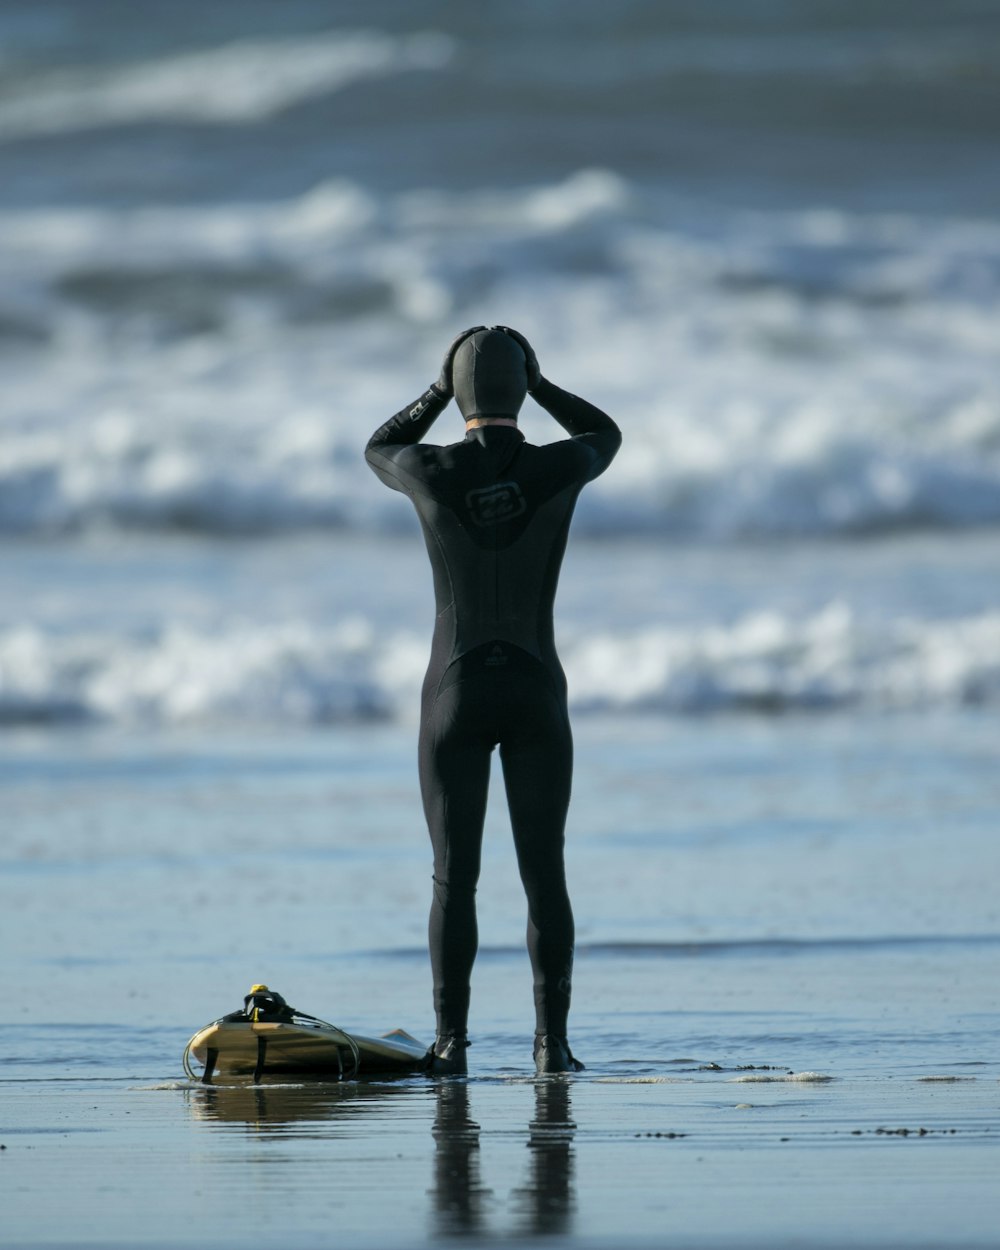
[3,940,999,1250]
[3,720,999,1248]
[3,1064,998,1248]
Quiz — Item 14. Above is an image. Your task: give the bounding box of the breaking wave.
[2,605,998,727]
[0,30,454,138]
[2,170,999,539]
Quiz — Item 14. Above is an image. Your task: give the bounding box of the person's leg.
[419,676,492,1043]
[499,684,576,1043]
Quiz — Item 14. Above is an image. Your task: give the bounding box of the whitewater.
[3,173,1000,539]
[1,6,998,719]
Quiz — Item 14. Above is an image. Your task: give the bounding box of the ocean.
[1,2,999,1246]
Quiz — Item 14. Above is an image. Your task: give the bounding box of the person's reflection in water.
[430,1081,492,1237]
[511,1080,577,1237]
[429,1080,576,1240]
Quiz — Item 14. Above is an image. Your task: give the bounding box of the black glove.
[495,325,541,391]
[435,326,487,397]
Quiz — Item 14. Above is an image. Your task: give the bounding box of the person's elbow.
[600,423,623,461]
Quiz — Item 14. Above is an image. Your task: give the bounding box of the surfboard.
[182,985,427,1083]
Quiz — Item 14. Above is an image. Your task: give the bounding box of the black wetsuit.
[365,379,620,1039]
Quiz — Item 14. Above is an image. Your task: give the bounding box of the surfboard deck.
[184,1019,428,1083]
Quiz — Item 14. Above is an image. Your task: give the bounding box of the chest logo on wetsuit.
[465,482,526,527]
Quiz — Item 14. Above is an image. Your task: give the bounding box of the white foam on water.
[565,606,1000,714]
[594,1076,684,1084]
[730,1071,836,1083]
[3,606,999,727]
[0,29,454,138]
[1,173,999,538]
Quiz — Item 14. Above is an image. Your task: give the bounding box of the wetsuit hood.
[452,328,528,421]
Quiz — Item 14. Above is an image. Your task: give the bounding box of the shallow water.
[3,713,999,1246]
[3,942,998,1248]
[3,531,1000,726]
[2,536,998,1248]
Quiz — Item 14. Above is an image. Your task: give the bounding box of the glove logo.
[465,482,526,527]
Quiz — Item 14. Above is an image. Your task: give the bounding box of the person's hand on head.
[435,326,487,397]
[495,326,541,391]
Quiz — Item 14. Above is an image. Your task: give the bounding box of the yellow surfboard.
[183,986,427,1083]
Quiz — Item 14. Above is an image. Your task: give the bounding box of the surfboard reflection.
[187,1078,423,1136]
[430,1080,576,1240]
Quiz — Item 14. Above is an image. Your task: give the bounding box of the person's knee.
[516,845,567,892]
[432,872,479,901]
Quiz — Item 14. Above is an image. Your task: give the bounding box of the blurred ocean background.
[1,0,1000,730]
[2,0,1000,723]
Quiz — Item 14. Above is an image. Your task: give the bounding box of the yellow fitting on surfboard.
[247,985,270,1021]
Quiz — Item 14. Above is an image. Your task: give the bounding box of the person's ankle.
[424,1034,470,1076]
[533,1034,584,1074]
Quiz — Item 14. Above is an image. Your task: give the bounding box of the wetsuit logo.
[465,481,526,527]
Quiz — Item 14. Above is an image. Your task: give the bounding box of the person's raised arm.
[496,326,621,478]
[531,377,620,444]
[365,385,447,457]
[365,326,485,492]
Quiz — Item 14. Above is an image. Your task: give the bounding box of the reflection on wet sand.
[185,1075,577,1239]
[511,1080,577,1237]
[187,1078,425,1137]
[430,1080,576,1240]
[429,1081,492,1236]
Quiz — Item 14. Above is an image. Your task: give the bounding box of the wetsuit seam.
[424,519,458,703]
[492,520,500,629]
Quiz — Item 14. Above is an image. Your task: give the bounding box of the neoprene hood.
[452,328,528,420]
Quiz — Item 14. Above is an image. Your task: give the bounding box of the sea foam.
[0,30,454,138]
[2,607,998,727]
[1,173,999,539]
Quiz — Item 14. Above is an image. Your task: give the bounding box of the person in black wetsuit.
[365,326,621,1075]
